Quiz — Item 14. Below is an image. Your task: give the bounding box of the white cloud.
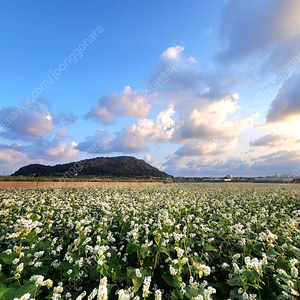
[78,106,175,154]
[144,154,155,163]
[85,86,151,124]
[78,46,260,172]
[162,155,251,177]
[46,142,79,160]
[0,139,80,174]
[249,133,288,147]
[0,99,77,141]
[162,46,185,60]
[0,148,27,165]
[266,74,300,123]
[0,101,54,140]
[217,0,300,73]
[251,150,300,175]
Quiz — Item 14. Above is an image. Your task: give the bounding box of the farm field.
[0,183,299,300]
[0,181,162,190]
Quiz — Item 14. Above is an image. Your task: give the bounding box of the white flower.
[242,292,249,300]
[142,276,151,298]
[12,258,20,265]
[174,247,184,258]
[169,265,178,276]
[291,266,298,277]
[232,262,240,274]
[53,284,63,293]
[42,279,53,289]
[97,277,108,300]
[135,268,142,278]
[30,275,44,287]
[155,289,162,300]
[16,262,24,273]
[76,291,86,300]
[13,293,32,300]
[88,288,98,300]
[197,264,211,278]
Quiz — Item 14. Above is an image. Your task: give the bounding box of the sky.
[1,0,300,177]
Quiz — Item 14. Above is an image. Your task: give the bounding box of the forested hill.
[12,156,170,179]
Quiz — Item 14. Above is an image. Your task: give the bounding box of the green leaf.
[35,240,51,251]
[276,259,290,271]
[127,267,135,279]
[192,256,203,268]
[227,276,241,286]
[126,243,138,255]
[252,270,260,281]
[24,230,37,242]
[0,283,5,299]
[254,242,262,251]
[140,247,149,258]
[0,253,16,265]
[184,286,199,299]
[171,288,183,300]
[267,248,279,256]
[158,246,170,257]
[162,272,181,287]
[2,284,36,300]
[204,244,217,252]
[132,278,143,293]
[0,273,7,284]
[242,271,253,281]
[229,288,239,299]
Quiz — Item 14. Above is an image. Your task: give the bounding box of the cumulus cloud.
[0,99,77,141]
[174,95,256,140]
[145,46,206,104]
[84,86,151,124]
[76,127,147,154]
[0,148,27,165]
[217,0,300,70]
[162,149,300,177]
[78,46,259,168]
[45,142,79,160]
[162,45,185,60]
[144,154,155,163]
[174,138,239,157]
[0,100,54,140]
[170,95,258,156]
[53,112,78,126]
[266,74,300,123]
[0,139,79,174]
[251,150,300,175]
[78,106,175,154]
[162,155,251,177]
[249,133,288,147]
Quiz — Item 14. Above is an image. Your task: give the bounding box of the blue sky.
[1,0,300,177]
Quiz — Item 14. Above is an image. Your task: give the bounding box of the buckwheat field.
[0,183,299,300]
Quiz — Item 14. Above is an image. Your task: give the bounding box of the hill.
[12,156,170,179]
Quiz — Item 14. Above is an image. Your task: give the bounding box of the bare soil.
[0,181,162,189]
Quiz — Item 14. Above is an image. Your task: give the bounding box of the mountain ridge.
[12,156,170,179]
